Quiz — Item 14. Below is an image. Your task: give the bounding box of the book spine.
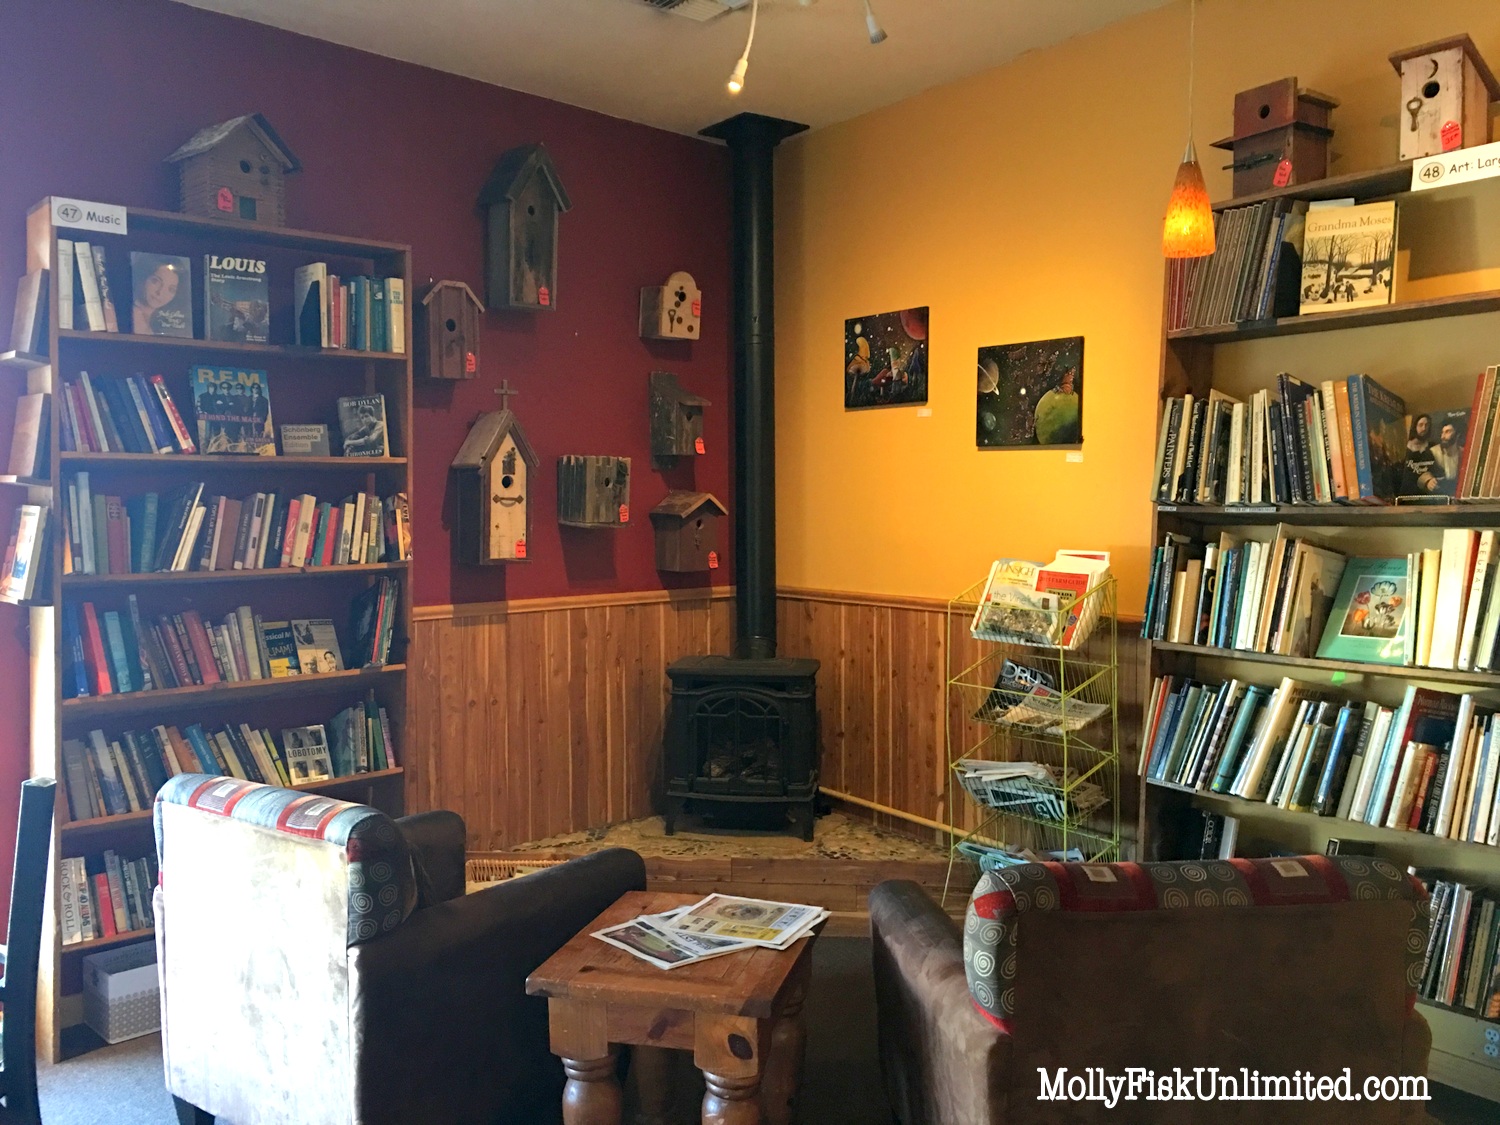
[150,375,197,453]
[1347,375,1374,502]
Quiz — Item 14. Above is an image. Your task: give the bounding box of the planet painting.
[976,336,1084,448]
[845,306,929,409]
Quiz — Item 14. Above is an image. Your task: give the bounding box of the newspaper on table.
[592,895,828,970]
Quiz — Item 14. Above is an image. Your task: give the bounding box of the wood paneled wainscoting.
[409,587,1145,855]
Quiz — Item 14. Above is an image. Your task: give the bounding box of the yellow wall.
[774,0,1500,612]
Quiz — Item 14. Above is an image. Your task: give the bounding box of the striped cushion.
[963,855,1429,1030]
[155,773,417,945]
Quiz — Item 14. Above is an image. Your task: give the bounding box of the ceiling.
[171,0,1172,136]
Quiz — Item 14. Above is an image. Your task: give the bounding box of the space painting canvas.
[976,336,1084,448]
[845,307,929,408]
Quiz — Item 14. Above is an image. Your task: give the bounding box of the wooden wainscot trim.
[413,585,734,622]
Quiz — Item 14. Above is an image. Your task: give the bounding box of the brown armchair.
[155,774,645,1125]
[871,855,1433,1125]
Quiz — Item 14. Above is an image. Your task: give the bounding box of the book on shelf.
[337,395,388,458]
[1298,200,1397,316]
[295,264,405,353]
[1316,557,1409,666]
[1413,875,1500,1018]
[58,372,194,455]
[8,391,50,477]
[0,503,50,604]
[10,268,48,354]
[281,725,333,782]
[279,423,330,456]
[1157,805,1239,861]
[1142,673,1500,847]
[192,365,274,455]
[290,618,344,674]
[57,851,158,945]
[203,253,270,343]
[128,252,191,337]
[1165,197,1308,332]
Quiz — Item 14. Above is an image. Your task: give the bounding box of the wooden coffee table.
[526,890,821,1125]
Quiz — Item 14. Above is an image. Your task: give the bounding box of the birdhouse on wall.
[1390,35,1500,160]
[640,271,702,340]
[416,280,483,379]
[650,492,726,573]
[1210,78,1337,196]
[649,371,710,461]
[165,113,300,226]
[557,456,631,528]
[477,143,571,311]
[450,405,538,564]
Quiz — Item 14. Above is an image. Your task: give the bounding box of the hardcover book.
[281,725,333,783]
[1299,201,1396,315]
[279,423,330,456]
[337,395,388,458]
[128,252,193,337]
[290,618,343,673]
[1400,408,1469,497]
[192,366,275,455]
[203,253,270,343]
[1316,556,1409,665]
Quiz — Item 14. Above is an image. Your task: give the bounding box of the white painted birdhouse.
[451,407,538,563]
[639,271,702,341]
[1390,35,1500,160]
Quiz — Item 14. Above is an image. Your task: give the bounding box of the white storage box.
[82,941,160,1044]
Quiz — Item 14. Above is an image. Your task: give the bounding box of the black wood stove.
[663,113,819,840]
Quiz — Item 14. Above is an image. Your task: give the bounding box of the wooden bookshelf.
[10,197,414,1062]
[1156,500,1500,527]
[62,927,154,956]
[1150,641,1500,690]
[1167,287,1500,344]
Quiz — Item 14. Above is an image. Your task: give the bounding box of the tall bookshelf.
[1,199,413,1061]
[1140,162,1500,1097]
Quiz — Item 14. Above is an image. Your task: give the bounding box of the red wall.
[0,0,734,925]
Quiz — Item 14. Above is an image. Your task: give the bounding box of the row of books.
[63,476,409,577]
[1143,676,1500,848]
[1146,526,1500,674]
[58,851,158,945]
[59,372,196,455]
[0,503,50,604]
[62,700,396,821]
[293,264,406,353]
[1419,877,1500,1018]
[1165,198,1305,331]
[62,596,371,699]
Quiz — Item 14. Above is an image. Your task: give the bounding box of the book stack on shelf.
[58,849,157,946]
[1420,876,1500,1019]
[0,198,414,1062]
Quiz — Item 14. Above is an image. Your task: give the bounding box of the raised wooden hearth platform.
[467,812,975,935]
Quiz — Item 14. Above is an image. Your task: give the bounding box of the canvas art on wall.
[976,336,1084,448]
[845,307,928,408]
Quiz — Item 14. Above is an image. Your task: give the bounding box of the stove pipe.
[700,112,808,660]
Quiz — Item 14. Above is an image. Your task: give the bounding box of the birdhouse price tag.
[538,286,551,307]
[515,539,526,559]
[465,352,477,374]
[1441,121,1463,151]
[619,504,629,523]
[694,437,706,455]
[1272,159,1293,187]
[708,551,719,569]
[1411,138,1500,191]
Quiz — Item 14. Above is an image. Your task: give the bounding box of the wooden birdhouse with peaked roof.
[640,270,702,340]
[451,390,538,564]
[416,280,484,380]
[649,371,710,462]
[650,492,727,573]
[1390,34,1500,160]
[477,143,572,311]
[166,113,300,226]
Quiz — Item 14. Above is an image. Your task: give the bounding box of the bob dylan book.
[977,336,1083,448]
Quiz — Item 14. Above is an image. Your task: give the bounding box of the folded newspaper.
[593,894,829,970]
[969,551,1110,648]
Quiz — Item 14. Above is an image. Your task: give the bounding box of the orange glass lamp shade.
[1163,141,1216,258]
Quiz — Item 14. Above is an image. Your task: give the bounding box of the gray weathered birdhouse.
[557,456,631,528]
[477,144,571,311]
[1390,35,1500,160]
[451,408,538,563]
[649,371,710,461]
[417,280,484,380]
[165,114,300,226]
[650,492,727,573]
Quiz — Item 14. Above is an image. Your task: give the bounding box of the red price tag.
[515,539,526,559]
[618,504,629,523]
[465,352,476,374]
[694,436,706,454]
[216,187,234,213]
[1272,159,1293,187]
[538,286,551,307]
[1441,120,1462,151]
[708,550,719,569]
[691,299,701,317]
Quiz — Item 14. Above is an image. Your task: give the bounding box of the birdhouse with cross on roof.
[450,382,538,563]
[477,143,571,311]
[165,113,300,226]
[416,280,483,380]
[1390,35,1500,160]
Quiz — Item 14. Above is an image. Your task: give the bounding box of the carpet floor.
[36,936,1497,1124]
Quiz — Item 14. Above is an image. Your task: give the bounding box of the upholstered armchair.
[154,774,646,1125]
[871,855,1433,1125]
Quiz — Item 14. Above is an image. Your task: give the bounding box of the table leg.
[696,1013,766,1125]
[759,987,807,1125]
[703,1072,762,1125]
[631,1044,677,1125]
[562,1053,624,1125]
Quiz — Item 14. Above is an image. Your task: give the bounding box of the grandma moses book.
[1299,201,1396,315]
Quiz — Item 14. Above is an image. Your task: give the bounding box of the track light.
[727,0,758,95]
[863,0,887,45]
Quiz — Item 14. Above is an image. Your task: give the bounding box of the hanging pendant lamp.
[1162,0,1215,258]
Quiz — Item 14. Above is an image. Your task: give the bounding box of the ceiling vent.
[638,0,736,21]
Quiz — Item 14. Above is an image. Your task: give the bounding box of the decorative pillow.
[155,773,418,945]
[963,855,1428,1031]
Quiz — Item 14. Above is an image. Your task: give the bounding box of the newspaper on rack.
[976,686,1109,733]
[591,896,829,970]
[955,759,1109,820]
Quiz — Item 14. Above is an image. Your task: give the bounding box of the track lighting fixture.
[863,0,887,45]
[727,0,759,95]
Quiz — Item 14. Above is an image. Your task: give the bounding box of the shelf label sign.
[50,197,127,235]
[1411,138,1500,192]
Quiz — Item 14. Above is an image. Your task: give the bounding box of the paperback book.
[129,253,193,337]
[203,252,270,343]
[337,395,388,457]
[192,366,275,455]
